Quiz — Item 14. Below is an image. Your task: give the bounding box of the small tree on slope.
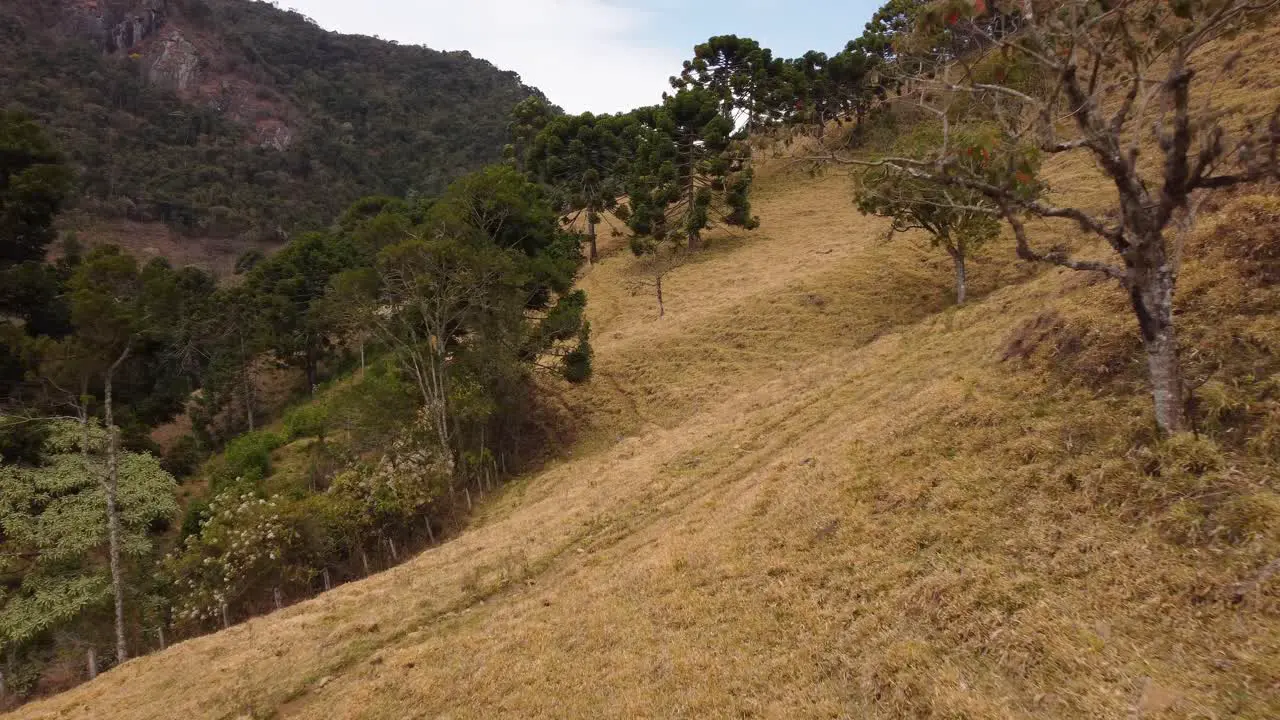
[852,0,1280,434]
[855,128,1021,305]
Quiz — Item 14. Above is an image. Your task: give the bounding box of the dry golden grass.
[14,31,1280,720]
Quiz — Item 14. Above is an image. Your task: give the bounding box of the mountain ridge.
[0,0,546,270]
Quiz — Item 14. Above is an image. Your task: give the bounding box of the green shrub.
[211,430,283,491]
[161,435,204,479]
[284,402,330,441]
[180,498,211,541]
[563,322,594,383]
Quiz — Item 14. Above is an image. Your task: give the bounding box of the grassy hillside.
[14,35,1280,720]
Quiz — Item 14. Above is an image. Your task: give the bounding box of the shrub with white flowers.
[164,489,297,629]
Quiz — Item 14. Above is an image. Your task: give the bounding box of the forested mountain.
[0,0,544,249]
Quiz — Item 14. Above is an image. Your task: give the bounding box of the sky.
[278,0,884,114]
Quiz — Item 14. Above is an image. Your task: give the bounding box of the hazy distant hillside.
[0,0,544,251]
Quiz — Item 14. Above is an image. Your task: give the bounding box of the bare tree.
[827,0,1280,433]
[626,246,690,319]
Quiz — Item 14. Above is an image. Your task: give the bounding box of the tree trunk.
[686,146,701,252]
[952,250,967,305]
[587,217,599,264]
[305,343,318,396]
[103,348,130,664]
[1129,260,1187,433]
[86,648,97,680]
[655,275,665,318]
[240,332,254,432]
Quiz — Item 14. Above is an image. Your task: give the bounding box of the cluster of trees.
[0,0,542,240]
[521,0,1280,438]
[826,0,1280,434]
[0,108,591,700]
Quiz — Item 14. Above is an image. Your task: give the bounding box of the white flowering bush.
[329,408,452,535]
[164,489,297,629]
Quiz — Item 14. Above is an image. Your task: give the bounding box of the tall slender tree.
[672,36,784,132]
[62,246,149,663]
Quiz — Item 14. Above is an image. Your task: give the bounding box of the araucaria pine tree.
[623,88,759,253]
[527,113,625,263]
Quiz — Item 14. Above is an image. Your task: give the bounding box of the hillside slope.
[0,0,542,269]
[13,38,1280,720]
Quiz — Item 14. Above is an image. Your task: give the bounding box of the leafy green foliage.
[0,112,74,403]
[283,402,330,442]
[209,430,283,490]
[0,110,73,269]
[0,419,177,649]
[527,113,627,262]
[672,35,782,130]
[165,490,298,630]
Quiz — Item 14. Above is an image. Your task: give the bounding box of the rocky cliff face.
[58,0,294,148]
[67,0,169,53]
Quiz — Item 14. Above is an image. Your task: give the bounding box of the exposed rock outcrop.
[67,0,169,53]
[255,119,294,151]
[147,29,199,93]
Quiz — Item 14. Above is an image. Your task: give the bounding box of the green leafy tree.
[247,232,359,392]
[327,168,590,488]
[200,285,270,435]
[0,112,73,406]
[855,129,1026,305]
[505,97,562,173]
[164,490,298,632]
[0,111,73,270]
[61,246,152,663]
[672,36,783,132]
[0,420,176,678]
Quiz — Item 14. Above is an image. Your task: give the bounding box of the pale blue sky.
[280,1,883,114]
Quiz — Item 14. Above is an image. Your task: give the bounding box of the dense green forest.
[4,0,1280,709]
[0,0,544,241]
